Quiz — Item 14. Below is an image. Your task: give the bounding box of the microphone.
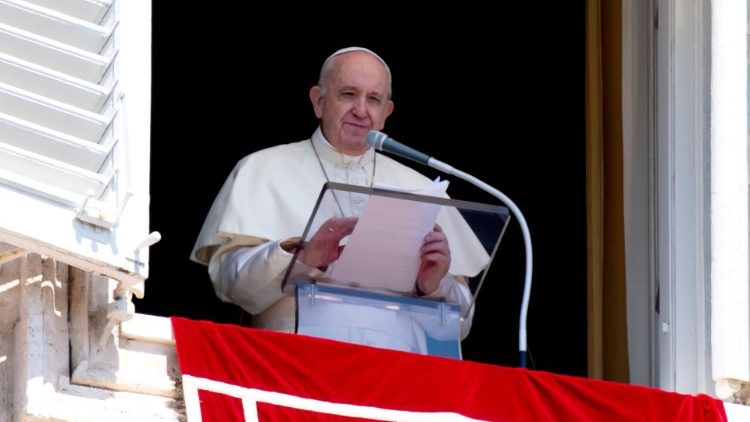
[366,130,431,166]
[367,129,535,369]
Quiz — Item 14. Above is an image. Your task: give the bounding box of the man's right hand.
[297,217,358,270]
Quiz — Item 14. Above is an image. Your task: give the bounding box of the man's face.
[310,52,394,156]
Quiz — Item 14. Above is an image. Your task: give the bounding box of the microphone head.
[367,130,387,150]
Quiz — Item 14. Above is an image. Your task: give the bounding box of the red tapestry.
[171,317,727,422]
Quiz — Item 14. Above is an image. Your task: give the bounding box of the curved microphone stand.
[428,158,533,368]
[366,130,533,368]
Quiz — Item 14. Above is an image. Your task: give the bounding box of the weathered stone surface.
[0,254,180,422]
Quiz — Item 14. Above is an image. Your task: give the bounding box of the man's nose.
[351,99,367,117]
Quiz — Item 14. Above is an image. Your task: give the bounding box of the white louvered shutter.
[0,0,152,288]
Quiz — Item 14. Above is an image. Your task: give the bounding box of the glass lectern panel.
[283,182,510,358]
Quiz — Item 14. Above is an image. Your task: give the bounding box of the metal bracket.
[76,190,133,230]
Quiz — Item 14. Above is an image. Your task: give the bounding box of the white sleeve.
[424,274,475,340]
[211,241,475,338]
[210,241,322,315]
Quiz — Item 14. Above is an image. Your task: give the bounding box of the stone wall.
[0,252,180,422]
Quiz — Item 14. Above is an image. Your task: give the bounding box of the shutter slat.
[0,0,112,53]
[0,82,112,142]
[0,140,112,197]
[0,22,111,83]
[0,112,111,171]
[0,52,110,111]
[21,0,112,24]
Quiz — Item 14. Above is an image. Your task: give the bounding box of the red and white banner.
[172,317,727,422]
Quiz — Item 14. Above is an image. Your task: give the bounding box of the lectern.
[282,182,510,359]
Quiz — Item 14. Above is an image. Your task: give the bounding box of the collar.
[312,127,375,166]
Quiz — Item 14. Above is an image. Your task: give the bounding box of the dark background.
[138,6,588,376]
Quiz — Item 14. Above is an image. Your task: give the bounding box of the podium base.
[296,282,462,359]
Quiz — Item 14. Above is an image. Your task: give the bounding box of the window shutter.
[0,0,153,288]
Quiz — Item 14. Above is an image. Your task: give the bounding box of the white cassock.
[191,128,490,354]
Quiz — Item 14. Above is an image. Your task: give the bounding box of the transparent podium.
[282,182,510,359]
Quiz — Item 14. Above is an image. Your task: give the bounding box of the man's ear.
[385,99,394,119]
[375,100,395,130]
[309,86,323,118]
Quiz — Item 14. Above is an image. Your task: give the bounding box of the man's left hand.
[416,224,451,295]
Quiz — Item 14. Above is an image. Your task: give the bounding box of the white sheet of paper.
[328,178,449,293]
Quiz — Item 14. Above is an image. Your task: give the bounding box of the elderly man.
[191,47,485,354]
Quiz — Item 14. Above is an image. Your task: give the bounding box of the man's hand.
[297,217,358,270]
[417,224,451,295]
